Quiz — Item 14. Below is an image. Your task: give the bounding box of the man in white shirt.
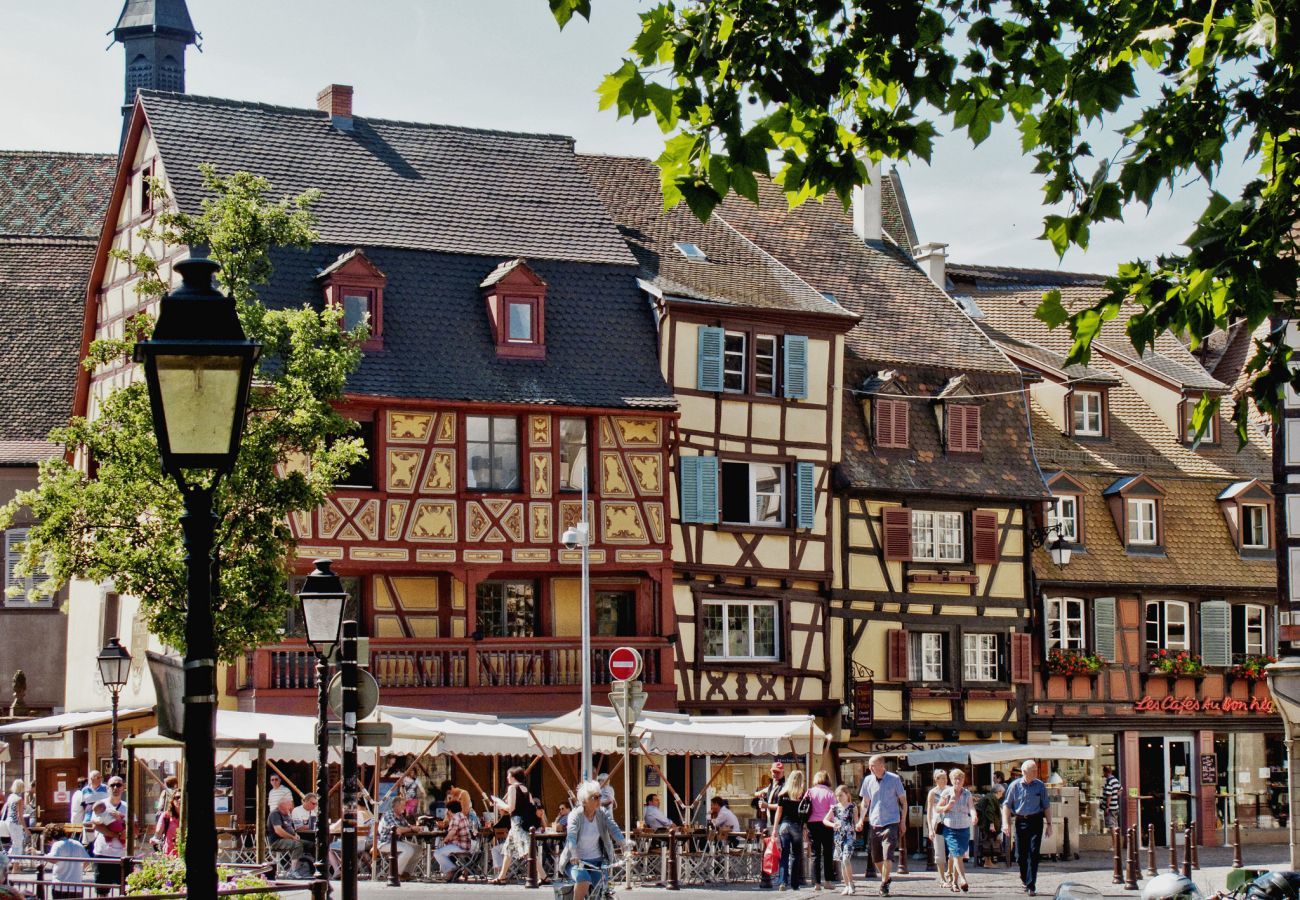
[709,797,741,832]
[597,773,615,812]
[91,778,128,896]
[44,824,90,898]
[291,794,319,831]
[267,774,293,812]
[71,772,108,847]
[642,794,673,830]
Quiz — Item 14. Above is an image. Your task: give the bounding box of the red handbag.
[762,835,781,876]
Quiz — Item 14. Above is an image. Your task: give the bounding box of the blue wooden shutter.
[1093,597,1116,662]
[794,462,816,529]
[697,326,724,392]
[783,334,809,399]
[1200,599,1231,667]
[679,455,718,524]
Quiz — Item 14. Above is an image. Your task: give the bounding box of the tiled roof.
[948,262,1107,288]
[1193,319,1273,435]
[0,151,115,238]
[576,155,853,319]
[983,325,1118,384]
[139,91,637,266]
[258,245,675,409]
[881,168,919,251]
[0,236,96,454]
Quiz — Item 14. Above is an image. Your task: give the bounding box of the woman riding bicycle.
[560,780,627,900]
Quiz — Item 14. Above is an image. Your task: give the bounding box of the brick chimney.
[316,84,354,130]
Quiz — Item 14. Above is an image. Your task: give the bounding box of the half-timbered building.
[952,264,1282,847]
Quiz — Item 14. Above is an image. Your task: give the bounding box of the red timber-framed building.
[70,85,680,725]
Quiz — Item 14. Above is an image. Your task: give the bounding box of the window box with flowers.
[1045,648,1104,699]
[1146,648,1205,678]
[1228,654,1277,683]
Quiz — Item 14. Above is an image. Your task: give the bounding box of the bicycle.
[553,859,617,900]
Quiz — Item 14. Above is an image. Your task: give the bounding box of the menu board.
[1200,754,1218,786]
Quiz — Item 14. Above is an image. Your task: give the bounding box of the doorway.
[595,590,637,637]
[1138,735,1195,844]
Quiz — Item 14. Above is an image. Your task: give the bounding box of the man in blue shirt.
[857,755,907,896]
[1001,760,1053,895]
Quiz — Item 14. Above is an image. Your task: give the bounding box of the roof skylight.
[674,241,708,262]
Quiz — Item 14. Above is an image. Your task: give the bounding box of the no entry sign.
[608,646,643,682]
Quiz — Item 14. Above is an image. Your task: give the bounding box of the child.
[823,784,858,896]
[44,825,90,899]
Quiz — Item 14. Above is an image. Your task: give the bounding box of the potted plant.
[1229,654,1276,682]
[1147,648,1205,678]
[1045,649,1104,698]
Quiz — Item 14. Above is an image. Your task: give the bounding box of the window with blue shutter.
[783,334,809,399]
[1093,597,1116,661]
[794,462,815,529]
[697,326,725,392]
[679,455,719,524]
[1200,600,1231,667]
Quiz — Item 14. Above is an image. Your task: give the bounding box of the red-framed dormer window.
[317,248,386,351]
[481,258,546,359]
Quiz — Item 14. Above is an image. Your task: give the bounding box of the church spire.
[112,0,200,146]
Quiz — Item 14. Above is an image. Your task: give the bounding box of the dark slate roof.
[0,236,96,460]
[0,152,116,238]
[948,262,1107,289]
[140,91,637,267]
[260,245,675,409]
[881,168,919,252]
[577,155,854,320]
[114,0,198,37]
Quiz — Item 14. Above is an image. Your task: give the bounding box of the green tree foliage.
[1,166,365,661]
[554,0,1298,439]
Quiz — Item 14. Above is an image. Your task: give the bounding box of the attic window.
[952,294,984,318]
[875,398,909,449]
[674,242,708,262]
[946,404,981,453]
[318,249,385,352]
[481,258,547,360]
[1181,396,1219,445]
[1217,479,1273,553]
[820,291,839,305]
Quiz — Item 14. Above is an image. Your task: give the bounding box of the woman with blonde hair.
[1,780,26,867]
[936,768,974,892]
[771,769,810,891]
[926,769,950,885]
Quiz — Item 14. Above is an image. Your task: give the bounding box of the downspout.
[1020,372,1050,742]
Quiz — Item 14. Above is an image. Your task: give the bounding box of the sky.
[1,1,1255,273]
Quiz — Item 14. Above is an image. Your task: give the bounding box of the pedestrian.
[937,768,974,893]
[1,781,26,865]
[771,769,809,891]
[926,769,950,884]
[597,772,616,812]
[754,761,785,889]
[806,770,837,889]
[90,776,127,896]
[856,755,907,897]
[43,825,90,898]
[266,773,292,812]
[71,771,107,848]
[1001,759,1052,896]
[975,784,1005,865]
[559,780,626,900]
[1101,766,1122,833]
[401,775,421,819]
[152,792,181,856]
[433,800,473,878]
[824,784,858,896]
[267,794,304,863]
[489,766,540,884]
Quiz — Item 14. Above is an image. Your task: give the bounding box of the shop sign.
[1133,694,1274,714]
[853,680,874,729]
[1200,754,1217,786]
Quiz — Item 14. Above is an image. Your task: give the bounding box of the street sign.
[328,668,380,720]
[318,722,393,748]
[608,646,643,682]
[608,679,648,727]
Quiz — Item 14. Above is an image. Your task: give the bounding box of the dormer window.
[1044,471,1087,547]
[875,398,909,449]
[1243,505,1269,548]
[1070,390,1105,437]
[481,258,547,360]
[1126,499,1157,545]
[1181,396,1219,444]
[318,248,386,351]
[1218,479,1274,554]
[1104,474,1166,552]
[946,405,981,453]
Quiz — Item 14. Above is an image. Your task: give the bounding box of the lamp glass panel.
[301,593,346,649]
[98,648,131,687]
[153,354,243,455]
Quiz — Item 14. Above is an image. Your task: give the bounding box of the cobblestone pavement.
[351,846,1291,899]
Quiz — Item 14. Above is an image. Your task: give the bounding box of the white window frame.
[1048,495,1078,542]
[753,334,778,396]
[4,527,51,607]
[1127,499,1158,545]
[1242,504,1269,549]
[702,599,780,661]
[963,633,1000,682]
[1237,603,1266,656]
[1072,391,1103,436]
[1045,597,1086,651]
[1145,600,1189,652]
[910,510,964,562]
[558,417,588,492]
[910,632,945,682]
[720,461,786,527]
[723,331,747,393]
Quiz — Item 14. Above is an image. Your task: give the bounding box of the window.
[720,461,785,527]
[595,590,636,637]
[1182,397,1217,444]
[100,591,120,646]
[674,241,707,262]
[754,335,778,396]
[466,416,520,491]
[139,161,155,216]
[334,420,376,489]
[1145,600,1189,652]
[910,510,964,562]
[946,404,981,453]
[1048,495,1078,542]
[342,291,374,333]
[558,418,588,491]
[963,633,1000,682]
[475,580,536,638]
[505,299,537,343]
[702,599,778,660]
[723,332,746,392]
[875,398,909,449]
[319,249,385,350]
[1242,505,1269,549]
[1232,604,1266,658]
[480,258,546,358]
[1072,391,1103,436]
[1127,499,1157,545]
[1045,597,1086,650]
[909,632,946,682]
[4,528,51,607]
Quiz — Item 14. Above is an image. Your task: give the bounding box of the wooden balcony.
[234,636,675,716]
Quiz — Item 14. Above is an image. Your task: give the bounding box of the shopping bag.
[762,835,781,876]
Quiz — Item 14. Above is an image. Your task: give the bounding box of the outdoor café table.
[525,830,566,887]
[412,828,446,882]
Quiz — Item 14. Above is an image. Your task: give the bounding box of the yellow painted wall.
[553,578,582,636]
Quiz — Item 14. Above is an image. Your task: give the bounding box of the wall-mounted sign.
[1200,754,1217,786]
[1133,695,1275,714]
[853,681,874,729]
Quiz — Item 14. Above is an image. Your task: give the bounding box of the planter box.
[1071,674,1097,699]
[1046,675,1068,700]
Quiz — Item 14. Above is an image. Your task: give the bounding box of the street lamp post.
[134,257,260,900]
[1266,657,1300,869]
[561,465,592,781]
[96,638,132,777]
[297,559,348,887]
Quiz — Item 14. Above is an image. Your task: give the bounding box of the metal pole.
[181,485,218,900]
[315,653,331,888]
[580,474,592,782]
[1289,737,1300,870]
[623,686,633,892]
[341,621,359,900]
[109,689,121,778]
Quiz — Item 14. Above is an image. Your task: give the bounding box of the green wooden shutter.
[679,455,718,524]
[794,462,816,529]
[783,334,809,399]
[1200,599,1231,667]
[697,326,724,392]
[1093,597,1116,662]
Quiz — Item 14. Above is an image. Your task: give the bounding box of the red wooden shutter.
[972,511,1000,564]
[893,399,909,448]
[964,405,981,451]
[1010,632,1033,684]
[881,507,913,560]
[886,629,909,681]
[947,404,981,452]
[875,400,894,447]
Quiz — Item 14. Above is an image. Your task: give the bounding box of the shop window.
[1127,499,1158,545]
[1048,495,1079,542]
[558,418,588,491]
[466,415,520,491]
[909,631,947,682]
[910,510,964,562]
[475,580,536,638]
[1145,600,1189,653]
[1232,604,1267,659]
[1045,597,1086,651]
[702,599,779,661]
[962,633,1001,682]
[1071,391,1104,436]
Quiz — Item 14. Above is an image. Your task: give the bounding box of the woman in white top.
[935,768,974,893]
[925,769,949,885]
[2,780,27,867]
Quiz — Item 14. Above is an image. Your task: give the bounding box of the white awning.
[132,710,324,767]
[643,715,829,757]
[371,706,535,757]
[0,708,151,736]
[906,743,1096,767]
[528,706,656,754]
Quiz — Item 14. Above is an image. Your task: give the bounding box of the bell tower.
[112,0,199,145]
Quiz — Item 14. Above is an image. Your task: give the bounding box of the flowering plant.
[1147,648,1205,676]
[1045,648,1104,676]
[126,856,279,898]
[1229,654,1276,681]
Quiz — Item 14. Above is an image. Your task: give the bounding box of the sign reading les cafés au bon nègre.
[1133,694,1275,714]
